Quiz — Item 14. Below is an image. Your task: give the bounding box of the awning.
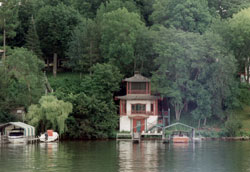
[9,122,35,137]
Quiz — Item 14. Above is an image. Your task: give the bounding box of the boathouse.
[117,72,170,133]
[0,122,35,137]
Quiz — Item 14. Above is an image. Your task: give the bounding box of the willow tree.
[26,95,73,135]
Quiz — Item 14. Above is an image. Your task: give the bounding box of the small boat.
[172,131,190,143]
[39,130,59,142]
[8,128,26,143]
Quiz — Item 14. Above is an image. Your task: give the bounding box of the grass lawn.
[236,105,250,130]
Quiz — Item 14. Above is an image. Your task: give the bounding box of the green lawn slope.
[237,105,250,130]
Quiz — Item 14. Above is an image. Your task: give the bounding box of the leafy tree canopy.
[99,8,145,75]
[152,27,237,122]
[150,0,212,33]
[66,18,100,74]
[226,7,250,82]
[36,3,82,59]
[208,0,250,18]
[3,47,45,107]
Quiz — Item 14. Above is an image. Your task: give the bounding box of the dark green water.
[1,141,250,172]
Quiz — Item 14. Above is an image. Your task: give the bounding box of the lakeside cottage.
[117,72,170,133]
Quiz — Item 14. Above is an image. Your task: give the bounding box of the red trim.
[155,100,158,116]
[126,82,128,95]
[149,83,151,95]
[120,100,122,116]
[146,83,148,94]
[123,101,126,114]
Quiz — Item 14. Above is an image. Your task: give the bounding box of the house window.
[131,104,146,114]
[131,82,146,90]
[151,104,154,112]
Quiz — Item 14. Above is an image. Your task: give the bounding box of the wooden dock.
[26,137,40,144]
[132,132,141,143]
[0,136,40,144]
[0,136,9,144]
[116,132,163,142]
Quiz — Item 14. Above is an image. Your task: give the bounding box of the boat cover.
[9,122,35,137]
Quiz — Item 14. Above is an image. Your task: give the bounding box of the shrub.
[224,117,242,137]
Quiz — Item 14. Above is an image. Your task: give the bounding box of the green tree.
[99,8,145,75]
[26,95,73,135]
[67,19,100,74]
[152,27,237,123]
[10,0,41,47]
[226,8,250,83]
[4,47,45,105]
[72,0,108,18]
[208,0,250,18]
[50,63,123,138]
[134,0,155,26]
[150,0,212,33]
[0,0,19,60]
[36,3,81,76]
[24,16,43,59]
[97,0,139,17]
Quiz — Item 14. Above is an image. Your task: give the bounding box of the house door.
[133,119,145,133]
[136,120,141,133]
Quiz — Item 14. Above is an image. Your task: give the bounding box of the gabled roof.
[123,73,150,82]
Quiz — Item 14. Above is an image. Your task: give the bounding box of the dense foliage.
[0,0,250,138]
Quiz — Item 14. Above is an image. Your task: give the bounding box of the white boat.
[39,130,59,142]
[8,129,26,143]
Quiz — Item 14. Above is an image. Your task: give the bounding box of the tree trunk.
[198,119,201,129]
[89,41,93,75]
[3,18,6,61]
[53,53,57,77]
[175,104,182,121]
[184,100,188,112]
[47,58,49,68]
[203,117,207,126]
[247,57,250,84]
[134,57,137,73]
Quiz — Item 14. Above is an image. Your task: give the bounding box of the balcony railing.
[131,111,154,115]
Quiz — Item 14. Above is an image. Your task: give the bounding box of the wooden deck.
[116,131,164,143]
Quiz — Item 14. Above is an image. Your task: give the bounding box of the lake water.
[1,140,250,172]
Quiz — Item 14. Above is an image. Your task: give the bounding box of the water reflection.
[1,141,250,172]
[118,141,161,172]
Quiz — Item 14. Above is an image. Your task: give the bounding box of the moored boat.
[8,128,26,143]
[172,131,190,143]
[39,130,59,142]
